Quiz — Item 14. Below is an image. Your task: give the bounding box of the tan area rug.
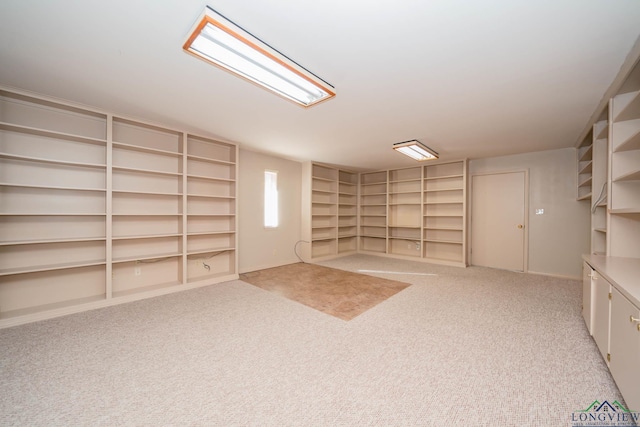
[239,262,410,320]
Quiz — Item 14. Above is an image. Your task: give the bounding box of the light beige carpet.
[240,263,410,320]
[0,254,624,426]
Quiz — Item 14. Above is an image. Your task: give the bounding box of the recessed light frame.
[183,7,335,107]
[393,140,439,161]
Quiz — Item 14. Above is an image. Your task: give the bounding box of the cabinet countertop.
[583,255,640,308]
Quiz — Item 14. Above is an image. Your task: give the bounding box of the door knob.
[517,224,524,229]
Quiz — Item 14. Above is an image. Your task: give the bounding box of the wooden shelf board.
[0,151,106,169]
[612,120,640,152]
[112,233,182,241]
[424,174,463,181]
[424,227,463,231]
[112,141,182,158]
[423,239,463,244]
[112,252,182,264]
[113,189,181,196]
[187,154,234,165]
[577,193,592,201]
[0,182,106,192]
[0,236,106,246]
[112,165,182,177]
[593,228,607,233]
[338,234,357,238]
[186,213,234,217]
[595,120,609,140]
[613,169,640,182]
[312,188,335,194]
[186,194,235,199]
[578,144,593,162]
[609,208,640,214]
[187,231,235,236]
[0,259,106,276]
[187,246,236,259]
[422,214,463,218]
[614,89,640,122]
[389,178,421,184]
[187,248,235,256]
[578,160,593,175]
[424,201,463,205]
[113,213,181,217]
[0,212,106,216]
[311,175,334,182]
[186,173,234,183]
[424,188,463,193]
[0,121,107,146]
[578,176,593,187]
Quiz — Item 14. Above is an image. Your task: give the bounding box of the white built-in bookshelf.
[358,160,467,267]
[0,87,238,327]
[301,162,358,261]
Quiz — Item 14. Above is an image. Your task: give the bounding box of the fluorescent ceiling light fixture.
[393,140,439,161]
[183,7,335,107]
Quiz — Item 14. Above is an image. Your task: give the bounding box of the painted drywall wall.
[469,148,590,279]
[238,149,302,273]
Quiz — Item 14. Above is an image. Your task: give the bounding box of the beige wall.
[238,149,302,273]
[469,148,590,279]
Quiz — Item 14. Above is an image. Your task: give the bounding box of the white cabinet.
[582,261,595,334]
[583,255,640,412]
[609,287,640,410]
[591,270,611,364]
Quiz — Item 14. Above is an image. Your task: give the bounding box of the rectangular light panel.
[184,7,335,107]
[393,140,439,161]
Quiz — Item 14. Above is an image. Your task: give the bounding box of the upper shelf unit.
[608,59,640,258]
[0,86,238,328]
[577,129,594,201]
[358,160,467,267]
[302,162,358,260]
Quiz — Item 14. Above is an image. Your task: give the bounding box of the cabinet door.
[582,262,595,334]
[609,288,640,411]
[592,271,611,364]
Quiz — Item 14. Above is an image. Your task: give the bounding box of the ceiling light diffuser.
[183,7,335,107]
[393,140,439,161]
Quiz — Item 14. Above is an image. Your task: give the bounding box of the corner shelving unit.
[0,87,238,328]
[357,159,467,267]
[337,170,358,254]
[302,162,358,261]
[423,161,466,265]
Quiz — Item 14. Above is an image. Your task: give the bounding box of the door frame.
[469,169,529,272]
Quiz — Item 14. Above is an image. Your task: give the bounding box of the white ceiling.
[1,1,640,171]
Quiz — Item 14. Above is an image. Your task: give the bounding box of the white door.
[471,171,526,271]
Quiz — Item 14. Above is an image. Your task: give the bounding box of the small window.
[264,170,278,228]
